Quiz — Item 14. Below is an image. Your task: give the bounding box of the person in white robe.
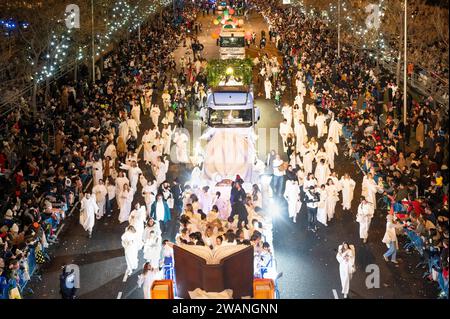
[327,119,343,144]
[127,116,139,139]
[115,171,129,208]
[161,124,172,155]
[162,91,171,110]
[150,104,161,128]
[279,119,293,153]
[325,179,339,222]
[154,157,169,187]
[142,180,157,217]
[119,160,143,192]
[79,193,98,238]
[294,120,308,153]
[125,151,138,166]
[284,180,301,223]
[92,179,107,219]
[212,191,229,220]
[336,243,355,299]
[340,173,356,211]
[141,130,154,165]
[308,138,319,154]
[121,225,140,274]
[264,78,272,100]
[301,143,315,174]
[90,158,103,186]
[315,147,327,164]
[305,103,317,127]
[198,186,213,215]
[104,143,117,164]
[143,229,161,268]
[316,184,328,226]
[118,184,135,223]
[314,112,327,139]
[173,130,190,163]
[137,263,162,299]
[128,203,146,249]
[165,109,175,125]
[131,102,141,127]
[356,198,374,243]
[324,137,339,169]
[362,173,379,209]
[118,120,129,143]
[281,104,293,127]
[315,159,331,186]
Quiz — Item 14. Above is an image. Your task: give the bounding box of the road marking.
[332,289,339,299]
[123,272,129,282]
[55,224,65,237]
[117,292,122,299]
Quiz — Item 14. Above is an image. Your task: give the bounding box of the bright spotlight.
[226,67,234,75]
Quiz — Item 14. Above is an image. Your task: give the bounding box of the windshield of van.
[208,109,253,127]
[219,36,245,48]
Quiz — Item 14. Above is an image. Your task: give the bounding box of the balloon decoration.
[244,31,252,40]
[213,19,219,25]
[211,33,219,40]
[229,8,235,15]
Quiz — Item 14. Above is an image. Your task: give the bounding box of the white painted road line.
[122,272,128,282]
[117,292,122,299]
[55,224,65,237]
[332,289,339,299]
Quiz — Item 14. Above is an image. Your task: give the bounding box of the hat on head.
[5,209,13,219]
[11,223,19,233]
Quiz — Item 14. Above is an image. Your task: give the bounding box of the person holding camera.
[304,185,320,232]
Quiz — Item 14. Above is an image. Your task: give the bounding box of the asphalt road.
[26,11,439,299]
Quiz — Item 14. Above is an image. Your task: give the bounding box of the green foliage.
[206,58,254,87]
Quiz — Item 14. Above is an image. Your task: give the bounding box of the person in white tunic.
[91,158,103,186]
[356,198,374,243]
[294,120,308,153]
[118,120,129,143]
[137,262,162,299]
[115,171,129,208]
[92,179,107,219]
[281,104,293,127]
[141,130,154,165]
[173,130,189,163]
[127,116,139,139]
[79,193,98,238]
[131,102,141,127]
[316,184,328,226]
[305,103,317,127]
[161,124,172,155]
[104,143,117,164]
[198,186,213,215]
[154,157,170,187]
[325,178,339,222]
[301,143,315,174]
[118,184,135,223]
[340,173,356,211]
[279,119,293,153]
[150,104,161,128]
[324,137,339,169]
[121,225,140,274]
[142,180,157,217]
[327,119,342,144]
[128,203,146,249]
[143,230,161,267]
[314,112,327,139]
[284,179,301,223]
[362,173,379,209]
[336,242,355,299]
[120,160,143,193]
[315,159,330,186]
[264,78,272,100]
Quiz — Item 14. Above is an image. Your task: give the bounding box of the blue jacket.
[150,200,171,223]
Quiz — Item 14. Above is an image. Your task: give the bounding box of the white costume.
[356,202,374,240]
[115,176,129,208]
[92,183,107,219]
[314,114,327,138]
[161,126,172,155]
[336,245,355,297]
[283,180,301,222]
[119,120,129,143]
[120,163,143,192]
[316,187,328,226]
[279,122,293,153]
[340,176,356,210]
[127,118,139,139]
[281,105,293,127]
[79,195,98,235]
[121,228,140,272]
[324,140,339,169]
[294,121,308,152]
[173,131,189,163]
[305,104,317,127]
[142,182,158,216]
[138,269,161,299]
[264,79,272,99]
[128,205,146,249]
[150,105,161,128]
[143,230,161,267]
[314,161,331,186]
[327,119,343,144]
[92,159,103,186]
[118,189,135,223]
[325,184,339,221]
